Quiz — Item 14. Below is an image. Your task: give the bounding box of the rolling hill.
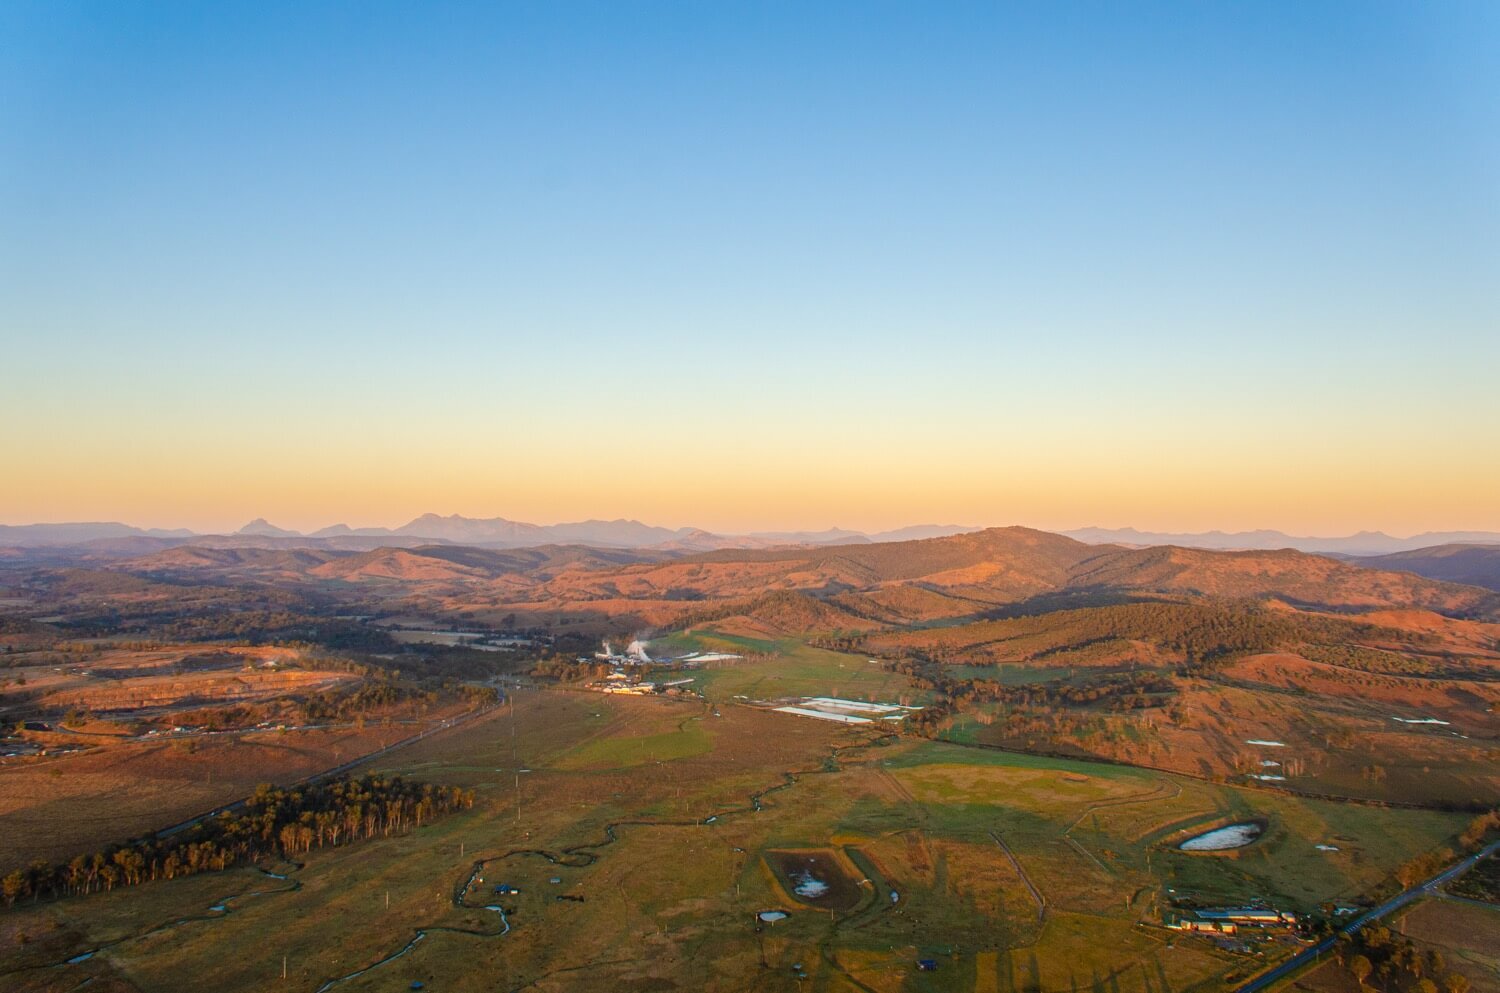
[79,527,1500,632]
[1347,544,1500,592]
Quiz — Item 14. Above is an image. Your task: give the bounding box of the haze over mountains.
[0,515,978,552]
[6,515,1500,556]
[1061,526,1500,556]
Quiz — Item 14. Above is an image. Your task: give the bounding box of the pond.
[1180,822,1263,851]
[764,850,863,911]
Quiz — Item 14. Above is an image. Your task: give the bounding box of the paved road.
[1232,839,1500,993]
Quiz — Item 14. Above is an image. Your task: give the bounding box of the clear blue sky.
[2,1,1497,534]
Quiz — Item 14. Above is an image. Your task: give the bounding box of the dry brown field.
[0,687,1477,993]
[0,645,345,714]
[1391,898,1500,993]
[0,712,466,867]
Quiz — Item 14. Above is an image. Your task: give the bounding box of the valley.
[1,527,1498,992]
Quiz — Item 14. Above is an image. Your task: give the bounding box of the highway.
[1232,839,1500,993]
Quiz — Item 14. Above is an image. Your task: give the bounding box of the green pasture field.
[551,710,714,770]
[661,630,921,704]
[0,689,1475,993]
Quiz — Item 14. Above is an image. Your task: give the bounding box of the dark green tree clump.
[2,775,474,907]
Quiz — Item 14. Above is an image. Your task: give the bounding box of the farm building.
[1164,913,1237,934]
[1195,907,1297,924]
[1167,907,1296,932]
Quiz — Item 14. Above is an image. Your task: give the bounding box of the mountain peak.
[236,518,302,537]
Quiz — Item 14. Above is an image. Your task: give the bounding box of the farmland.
[0,689,1480,993]
[0,715,472,868]
[2,528,1498,991]
[0,637,489,867]
[657,629,923,705]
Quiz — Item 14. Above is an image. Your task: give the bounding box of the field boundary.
[990,829,1046,921]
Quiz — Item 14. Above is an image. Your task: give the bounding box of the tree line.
[2,775,475,908]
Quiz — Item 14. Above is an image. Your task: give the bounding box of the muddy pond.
[764,849,863,911]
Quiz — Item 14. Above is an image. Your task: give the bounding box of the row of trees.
[1384,811,1500,895]
[1459,810,1500,849]
[2,775,474,908]
[531,658,614,682]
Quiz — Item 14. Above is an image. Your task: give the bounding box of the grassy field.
[0,638,481,868]
[659,630,922,704]
[0,688,1478,993]
[0,716,469,868]
[550,703,715,770]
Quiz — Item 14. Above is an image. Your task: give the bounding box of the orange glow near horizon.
[4,2,1498,543]
[5,417,1497,537]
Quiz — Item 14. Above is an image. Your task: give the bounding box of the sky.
[2,1,1497,537]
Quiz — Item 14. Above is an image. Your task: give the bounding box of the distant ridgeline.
[1,775,475,907]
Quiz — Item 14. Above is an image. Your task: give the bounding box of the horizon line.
[4,515,1500,543]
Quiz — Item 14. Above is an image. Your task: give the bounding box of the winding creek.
[311,727,893,991]
[16,718,895,993]
[19,866,302,978]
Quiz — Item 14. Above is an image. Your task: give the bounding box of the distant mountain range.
[5,517,1498,563]
[1061,526,1500,557]
[0,516,979,552]
[0,522,197,545]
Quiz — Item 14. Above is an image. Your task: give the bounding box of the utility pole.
[282,954,287,980]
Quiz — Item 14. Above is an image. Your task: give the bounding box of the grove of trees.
[2,775,474,908]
